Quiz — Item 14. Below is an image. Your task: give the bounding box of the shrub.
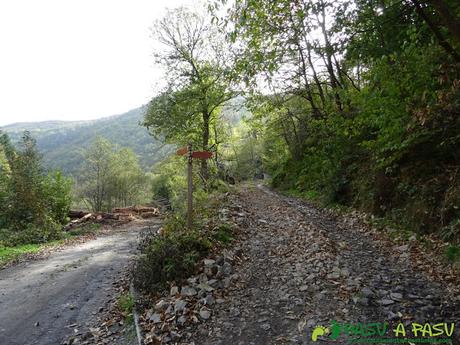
[133,230,211,293]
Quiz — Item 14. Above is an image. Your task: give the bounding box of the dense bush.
[0,131,72,246]
[133,194,234,294]
[133,229,211,293]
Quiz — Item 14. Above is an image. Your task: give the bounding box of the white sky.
[0,0,197,126]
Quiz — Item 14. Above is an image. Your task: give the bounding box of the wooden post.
[187,142,193,230]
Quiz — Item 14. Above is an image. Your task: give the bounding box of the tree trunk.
[412,0,460,62]
[427,0,460,44]
[201,111,210,181]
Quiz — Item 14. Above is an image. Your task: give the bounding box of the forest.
[145,0,460,241]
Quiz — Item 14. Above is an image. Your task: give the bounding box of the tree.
[7,132,46,225]
[78,137,148,211]
[144,7,235,180]
[109,148,146,207]
[79,137,115,212]
[0,131,72,245]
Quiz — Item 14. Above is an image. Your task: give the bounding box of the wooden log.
[63,213,93,231]
[68,210,90,219]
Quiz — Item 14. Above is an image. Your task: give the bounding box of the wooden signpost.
[176,143,213,229]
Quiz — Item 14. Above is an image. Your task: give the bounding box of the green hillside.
[1,107,171,176]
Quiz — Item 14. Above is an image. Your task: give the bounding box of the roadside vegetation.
[137,0,460,290]
[0,129,147,267]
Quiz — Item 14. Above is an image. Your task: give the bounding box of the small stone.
[358,297,369,306]
[204,266,218,277]
[174,299,187,313]
[229,307,240,317]
[396,244,409,252]
[199,307,211,320]
[170,331,181,341]
[216,256,225,265]
[181,286,197,297]
[165,305,174,315]
[155,299,169,311]
[260,323,271,331]
[306,319,316,328]
[197,283,214,292]
[198,273,208,283]
[222,277,232,288]
[204,259,216,266]
[187,277,198,285]
[149,313,162,324]
[390,292,403,301]
[378,299,395,306]
[177,315,187,325]
[170,286,179,296]
[204,294,215,306]
[327,272,341,280]
[207,279,218,287]
[361,287,374,298]
[341,268,350,277]
[299,285,309,292]
[222,262,233,276]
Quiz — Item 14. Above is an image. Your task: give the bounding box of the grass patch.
[0,241,62,267]
[0,222,102,268]
[445,245,460,263]
[210,223,234,244]
[117,292,134,324]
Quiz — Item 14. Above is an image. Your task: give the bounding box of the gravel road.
[0,220,152,345]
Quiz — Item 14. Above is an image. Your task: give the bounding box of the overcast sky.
[0,0,197,126]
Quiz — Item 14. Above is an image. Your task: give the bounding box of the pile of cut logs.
[64,206,160,231]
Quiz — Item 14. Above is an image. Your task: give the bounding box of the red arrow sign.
[191,151,213,159]
[176,146,188,156]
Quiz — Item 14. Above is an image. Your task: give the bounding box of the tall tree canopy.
[144,7,236,180]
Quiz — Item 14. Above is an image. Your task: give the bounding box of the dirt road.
[193,185,460,344]
[0,220,155,345]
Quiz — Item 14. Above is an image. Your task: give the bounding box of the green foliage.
[43,171,73,224]
[150,156,188,211]
[134,186,234,294]
[445,245,460,263]
[223,0,460,241]
[144,7,236,180]
[210,223,234,244]
[0,242,53,267]
[133,228,211,293]
[77,137,149,212]
[0,131,72,246]
[117,292,134,324]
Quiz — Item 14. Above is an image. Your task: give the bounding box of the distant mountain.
[1,107,171,176]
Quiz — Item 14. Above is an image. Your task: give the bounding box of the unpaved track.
[0,220,152,345]
[194,185,460,345]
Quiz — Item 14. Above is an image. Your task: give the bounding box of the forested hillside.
[2,107,171,175]
[223,0,460,239]
[140,0,460,240]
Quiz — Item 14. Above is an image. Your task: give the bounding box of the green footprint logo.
[311,326,329,342]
